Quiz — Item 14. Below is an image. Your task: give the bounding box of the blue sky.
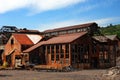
[0,0,120,31]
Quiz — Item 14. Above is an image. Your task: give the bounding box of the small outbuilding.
[3,33,42,68]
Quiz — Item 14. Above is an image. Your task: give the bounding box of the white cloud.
[38,20,78,31]
[74,0,119,14]
[0,0,28,14]
[93,17,120,27]
[76,4,99,13]
[38,17,120,31]
[0,0,86,14]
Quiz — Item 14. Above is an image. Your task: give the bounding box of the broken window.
[47,45,50,54]
[51,55,54,61]
[65,44,69,53]
[56,55,59,61]
[11,38,14,45]
[51,45,54,54]
[56,45,59,53]
[66,53,69,58]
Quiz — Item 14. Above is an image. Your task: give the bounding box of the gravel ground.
[0,69,117,80]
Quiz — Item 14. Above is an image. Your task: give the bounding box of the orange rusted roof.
[23,32,87,53]
[13,34,33,45]
[45,32,87,44]
[23,41,46,53]
[44,22,97,33]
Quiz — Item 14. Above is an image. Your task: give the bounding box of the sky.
[0,0,120,31]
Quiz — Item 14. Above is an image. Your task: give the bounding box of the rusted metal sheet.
[26,34,42,44]
[44,22,96,33]
[13,34,33,45]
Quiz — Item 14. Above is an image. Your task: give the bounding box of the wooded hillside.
[100,24,120,38]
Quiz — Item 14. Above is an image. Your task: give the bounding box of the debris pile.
[116,56,120,66]
[102,66,120,80]
[62,66,75,72]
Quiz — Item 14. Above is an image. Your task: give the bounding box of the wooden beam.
[64,44,66,64]
[69,44,71,65]
[49,45,52,64]
[59,44,61,63]
[45,45,48,64]
[63,44,66,64]
[54,45,56,63]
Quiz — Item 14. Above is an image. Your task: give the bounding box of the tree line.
[100,24,120,38]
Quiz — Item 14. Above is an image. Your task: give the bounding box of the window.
[51,55,54,61]
[72,44,77,53]
[59,31,67,35]
[60,54,64,58]
[104,45,108,51]
[61,45,65,53]
[66,53,69,58]
[65,59,69,64]
[51,45,54,54]
[47,45,50,54]
[65,44,69,53]
[99,52,104,59]
[56,55,59,61]
[11,39,14,45]
[51,32,58,35]
[72,54,75,63]
[77,29,82,32]
[100,45,104,52]
[84,59,89,63]
[45,33,50,36]
[84,54,88,59]
[92,45,97,54]
[80,45,84,53]
[82,28,87,31]
[104,51,108,60]
[68,29,76,34]
[56,45,59,53]
[87,27,90,30]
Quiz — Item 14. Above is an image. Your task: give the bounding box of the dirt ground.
[0,69,119,80]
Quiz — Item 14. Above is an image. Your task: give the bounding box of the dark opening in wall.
[11,39,14,45]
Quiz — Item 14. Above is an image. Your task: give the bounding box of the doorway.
[91,57,99,69]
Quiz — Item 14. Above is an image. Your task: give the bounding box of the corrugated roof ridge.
[44,22,96,33]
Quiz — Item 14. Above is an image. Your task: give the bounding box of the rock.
[102,66,120,80]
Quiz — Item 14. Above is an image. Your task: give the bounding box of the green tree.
[100,24,120,38]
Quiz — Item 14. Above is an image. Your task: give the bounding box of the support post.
[69,44,71,65]
[54,45,56,63]
[45,45,48,64]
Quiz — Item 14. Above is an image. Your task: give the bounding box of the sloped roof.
[13,34,42,45]
[26,34,42,44]
[44,32,87,44]
[13,34,34,45]
[23,32,87,53]
[92,36,109,42]
[23,41,46,53]
[105,35,119,41]
[93,35,120,42]
[44,22,97,33]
